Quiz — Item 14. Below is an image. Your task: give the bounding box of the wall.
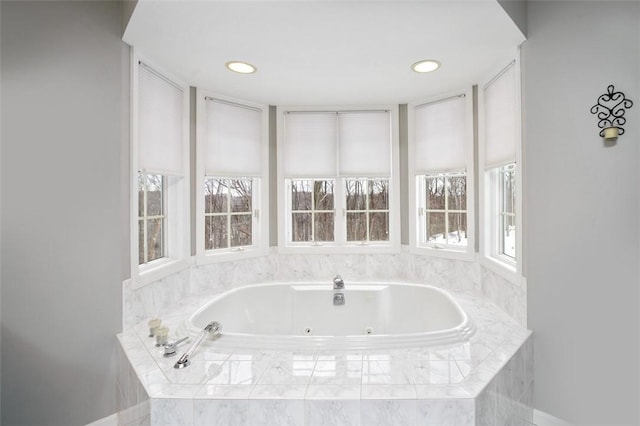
[1,2,125,425]
[522,2,639,424]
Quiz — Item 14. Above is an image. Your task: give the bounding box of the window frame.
[130,51,191,288]
[277,106,400,254]
[195,90,269,264]
[418,171,469,249]
[408,90,476,261]
[478,56,523,281]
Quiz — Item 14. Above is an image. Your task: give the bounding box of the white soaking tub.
[183,282,476,350]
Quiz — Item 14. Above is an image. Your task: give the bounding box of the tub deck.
[117,288,532,425]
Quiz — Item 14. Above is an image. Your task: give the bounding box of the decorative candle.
[155,327,169,346]
[148,318,161,337]
[604,127,618,140]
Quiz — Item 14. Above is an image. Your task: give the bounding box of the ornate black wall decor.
[590,85,633,139]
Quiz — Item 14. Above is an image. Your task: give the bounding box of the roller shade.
[484,62,517,169]
[338,111,391,176]
[414,95,467,173]
[205,98,262,176]
[283,112,337,177]
[138,63,185,175]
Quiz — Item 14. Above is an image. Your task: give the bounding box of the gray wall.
[522,2,639,424]
[1,2,125,425]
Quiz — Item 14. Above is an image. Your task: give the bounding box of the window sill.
[410,245,477,262]
[278,242,400,255]
[134,257,191,289]
[479,254,518,284]
[196,246,270,265]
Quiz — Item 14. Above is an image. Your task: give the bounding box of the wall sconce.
[590,85,633,141]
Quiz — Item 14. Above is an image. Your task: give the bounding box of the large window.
[290,180,335,243]
[421,172,467,247]
[132,58,189,283]
[197,94,268,261]
[280,109,398,250]
[345,178,389,242]
[204,178,254,250]
[409,93,474,257]
[482,60,520,271]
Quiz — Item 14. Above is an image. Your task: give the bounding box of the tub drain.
[303,327,313,335]
[365,327,374,335]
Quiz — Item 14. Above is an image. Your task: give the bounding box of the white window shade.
[338,111,391,176]
[138,63,185,175]
[414,96,467,173]
[205,99,262,176]
[484,63,517,169]
[283,112,337,177]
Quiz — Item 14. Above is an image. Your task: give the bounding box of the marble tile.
[361,359,414,385]
[305,385,361,400]
[150,398,193,426]
[257,359,315,385]
[193,399,248,426]
[360,399,417,426]
[417,398,475,426]
[475,378,496,426]
[206,359,269,386]
[250,384,308,399]
[196,384,255,399]
[411,360,464,385]
[415,384,472,399]
[310,356,362,385]
[305,399,360,426]
[360,385,417,400]
[248,399,304,426]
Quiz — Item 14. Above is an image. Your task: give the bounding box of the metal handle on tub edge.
[173,321,221,369]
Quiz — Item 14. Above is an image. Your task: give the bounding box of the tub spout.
[174,321,221,369]
[333,275,344,289]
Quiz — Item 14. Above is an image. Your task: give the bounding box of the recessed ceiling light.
[411,59,440,73]
[226,61,257,74]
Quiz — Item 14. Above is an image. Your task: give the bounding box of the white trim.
[130,49,190,286]
[195,90,270,266]
[533,409,574,426]
[407,89,476,261]
[277,105,400,253]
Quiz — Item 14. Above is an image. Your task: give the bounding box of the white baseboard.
[534,409,573,426]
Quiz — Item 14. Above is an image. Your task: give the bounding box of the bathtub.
[183,281,475,350]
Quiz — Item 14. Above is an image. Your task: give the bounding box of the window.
[138,173,165,264]
[290,179,335,243]
[197,93,268,262]
[481,60,520,272]
[498,164,516,259]
[345,178,389,242]
[409,92,474,257]
[204,178,254,250]
[420,172,467,248]
[132,57,189,284]
[279,108,398,251]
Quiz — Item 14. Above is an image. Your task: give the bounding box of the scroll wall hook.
[590,85,633,141]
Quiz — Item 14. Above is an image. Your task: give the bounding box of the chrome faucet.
[333,274,344,290]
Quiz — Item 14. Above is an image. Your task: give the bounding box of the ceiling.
[123,1,525,106]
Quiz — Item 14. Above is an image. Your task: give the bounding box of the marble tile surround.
[123,247,526,331]
[118,288,533,425]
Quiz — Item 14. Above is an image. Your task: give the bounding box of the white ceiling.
[123,1,525,106]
